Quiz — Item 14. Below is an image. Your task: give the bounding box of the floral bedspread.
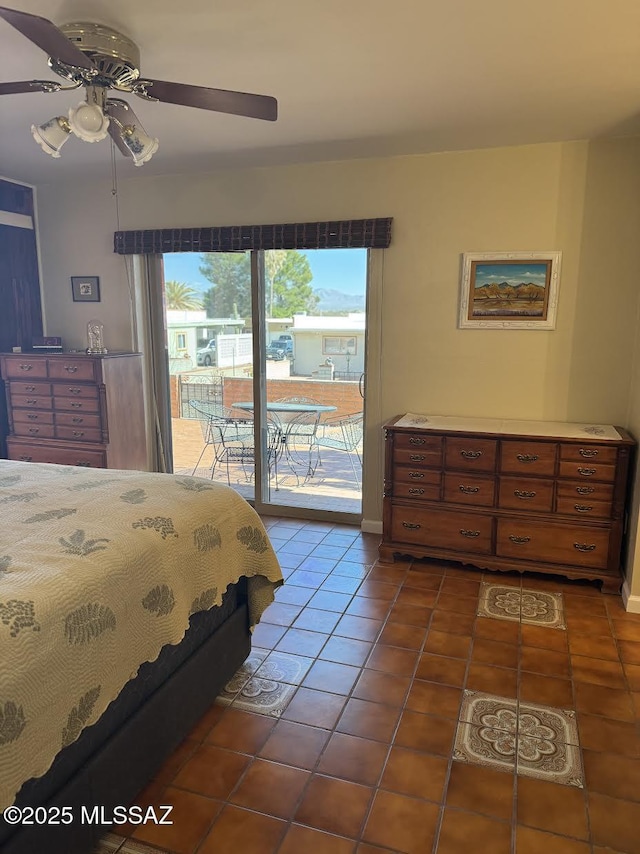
[0,460,283,810]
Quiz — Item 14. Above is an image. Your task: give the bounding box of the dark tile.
[393,709,457,756]
[334,614,383,642]
[309,590,354,612]
[415,652,467,686]
[582,749,640,801]
[516,776,589,840]
[405,680,462,719]
[251,622,287,649]
[319,635,372,667]
[278,824,356,854]
[570,655,626,689]
[172,744,250,799]
[378,621,426,650]
[302,660,361,695]
[276,627,329,657]
[293,607,342,633]
[573,681,635,721]
[471,637,519,669]
[395,586,439,609]
[281,687,346,729]
[437,807,511,854]
[445,761,514,820]
[363,789,439,853]
[346,597,392,620]
[387,602,433,627]
[520,646,571,678]
[206,708,276,753]
[588,792,640,854]
[474,617,519,644]
[380,746,448,801]
[357,580,399,600]
[199,805,285,854]
[520,623,568,652]
[515,827,590,854]
[352,669,411,707]
[424,629,472,659]
[276,584,314,606]
[317,732,388,785]
[295,775,372,839]
[578,714,640,757]
[519,672,573,707]
[336,697,401,742]
[430,609,476,635]
[258,720,330,769]
[366,644,419,677]
[466,662,518,696]
[568,633,620,661]
[130,785,222,854]
[229,758,310,818]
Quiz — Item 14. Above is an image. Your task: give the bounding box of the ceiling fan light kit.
[0,5,277,167]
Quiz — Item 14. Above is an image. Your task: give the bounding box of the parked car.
[196,340,216,366]
[266,342,287,361]
[270,335,293,357]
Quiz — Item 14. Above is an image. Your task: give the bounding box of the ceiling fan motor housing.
[54,22,141,88]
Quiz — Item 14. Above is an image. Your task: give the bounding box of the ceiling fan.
[0,5,278,165]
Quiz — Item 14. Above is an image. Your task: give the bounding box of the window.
[323,336,357,356]
[175,332,187,351]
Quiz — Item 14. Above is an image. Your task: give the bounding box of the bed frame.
[1,581,251,854]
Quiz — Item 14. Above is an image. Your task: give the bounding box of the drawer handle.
[516,453,539,463]
[509,535,531,544]
[72,417,84,424]
[577,467,596,476]
[24,385,35,392]
[409,454,426,462]
[576,486,595,495]
[76,461,93,467]
[25,398,37,405]
[27,427,39,434]
[574,504,593,512]
[574,542,596,552]
[460,529,480,538]
[68,387,81,395]
[70,402,83,409]
[514,490,536,499]
[19,364,33,371]
[408,487,425,495]
[579,449,598,457]
[459,485,480,494]
[64,365,78,373]
[19,455,33,462]
[72,430,85,437]
[409,437,425,445]
[402,521,421,529]
[409,471,425,479]
[27,414,38,421]
[461,450,482,459]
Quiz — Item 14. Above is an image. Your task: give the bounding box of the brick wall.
[222,377,362,419]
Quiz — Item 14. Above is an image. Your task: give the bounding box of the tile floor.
[99,519,640,854]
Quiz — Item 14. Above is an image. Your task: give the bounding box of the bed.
[0,460,283,854]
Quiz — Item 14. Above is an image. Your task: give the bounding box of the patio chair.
[188,398,253,478]
[316,411,364,487]
[210,419,281,490]
[281,409,322,484]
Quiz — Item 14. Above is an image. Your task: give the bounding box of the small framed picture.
[71,276,101,302]
[458,251,562,330]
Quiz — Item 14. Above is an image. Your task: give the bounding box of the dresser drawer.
[556,497,612,519]
[11,395,53,410]
[55,425,103,443]
[13,423,55,439]
[55,412,101,429]
[556,481,614,502]
[7,439,106,468]
[498,476,554,512]
[47,359,97,381]
[3,358,47,379]
[558,461,616,482]
[394,446,442,468]
[391,505,493,554]
[53,396,100,414]
[9,381,51,396]
[445,437,497,472]
[53,383,99,400]
[393,467,441,500]
[13,409,54,425]
[500,440,557,476]
[443,472,495,507]
[496,519,610,568]
[560,443,618,465]
[394,433,442,457]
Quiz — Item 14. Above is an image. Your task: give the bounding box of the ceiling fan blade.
[0,5,97,71]
[0,80,62,95]
[138,79,277,121]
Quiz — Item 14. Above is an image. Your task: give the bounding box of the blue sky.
[163,249,367,295]
[473,262,549,287]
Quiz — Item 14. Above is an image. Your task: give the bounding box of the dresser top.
[390,413,628,442]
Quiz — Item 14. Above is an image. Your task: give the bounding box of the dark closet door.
[0,224,43,456]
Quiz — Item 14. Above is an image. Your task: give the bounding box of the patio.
[171,417,363,513]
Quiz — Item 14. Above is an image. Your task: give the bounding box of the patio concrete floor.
[171,417,362,514]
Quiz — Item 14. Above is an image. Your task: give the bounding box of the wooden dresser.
[0,352,147,470]
[381,414,635,592]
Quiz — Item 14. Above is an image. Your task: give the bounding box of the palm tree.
[164,281,202,311]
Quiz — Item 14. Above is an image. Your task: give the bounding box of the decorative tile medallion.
[216,649,299,716]
[454,691,583,787]
[254,650,315,685]
[217,648,269,702]
[478,583,565,629]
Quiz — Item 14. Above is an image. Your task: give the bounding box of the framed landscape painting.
[458,251,562,329]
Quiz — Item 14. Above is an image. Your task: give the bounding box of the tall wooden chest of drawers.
[381,414,635,593]
[0,352,147,471]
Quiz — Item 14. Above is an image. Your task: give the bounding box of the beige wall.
[33,137,640,593]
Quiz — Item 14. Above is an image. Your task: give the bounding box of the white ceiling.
[1,0,640,184]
